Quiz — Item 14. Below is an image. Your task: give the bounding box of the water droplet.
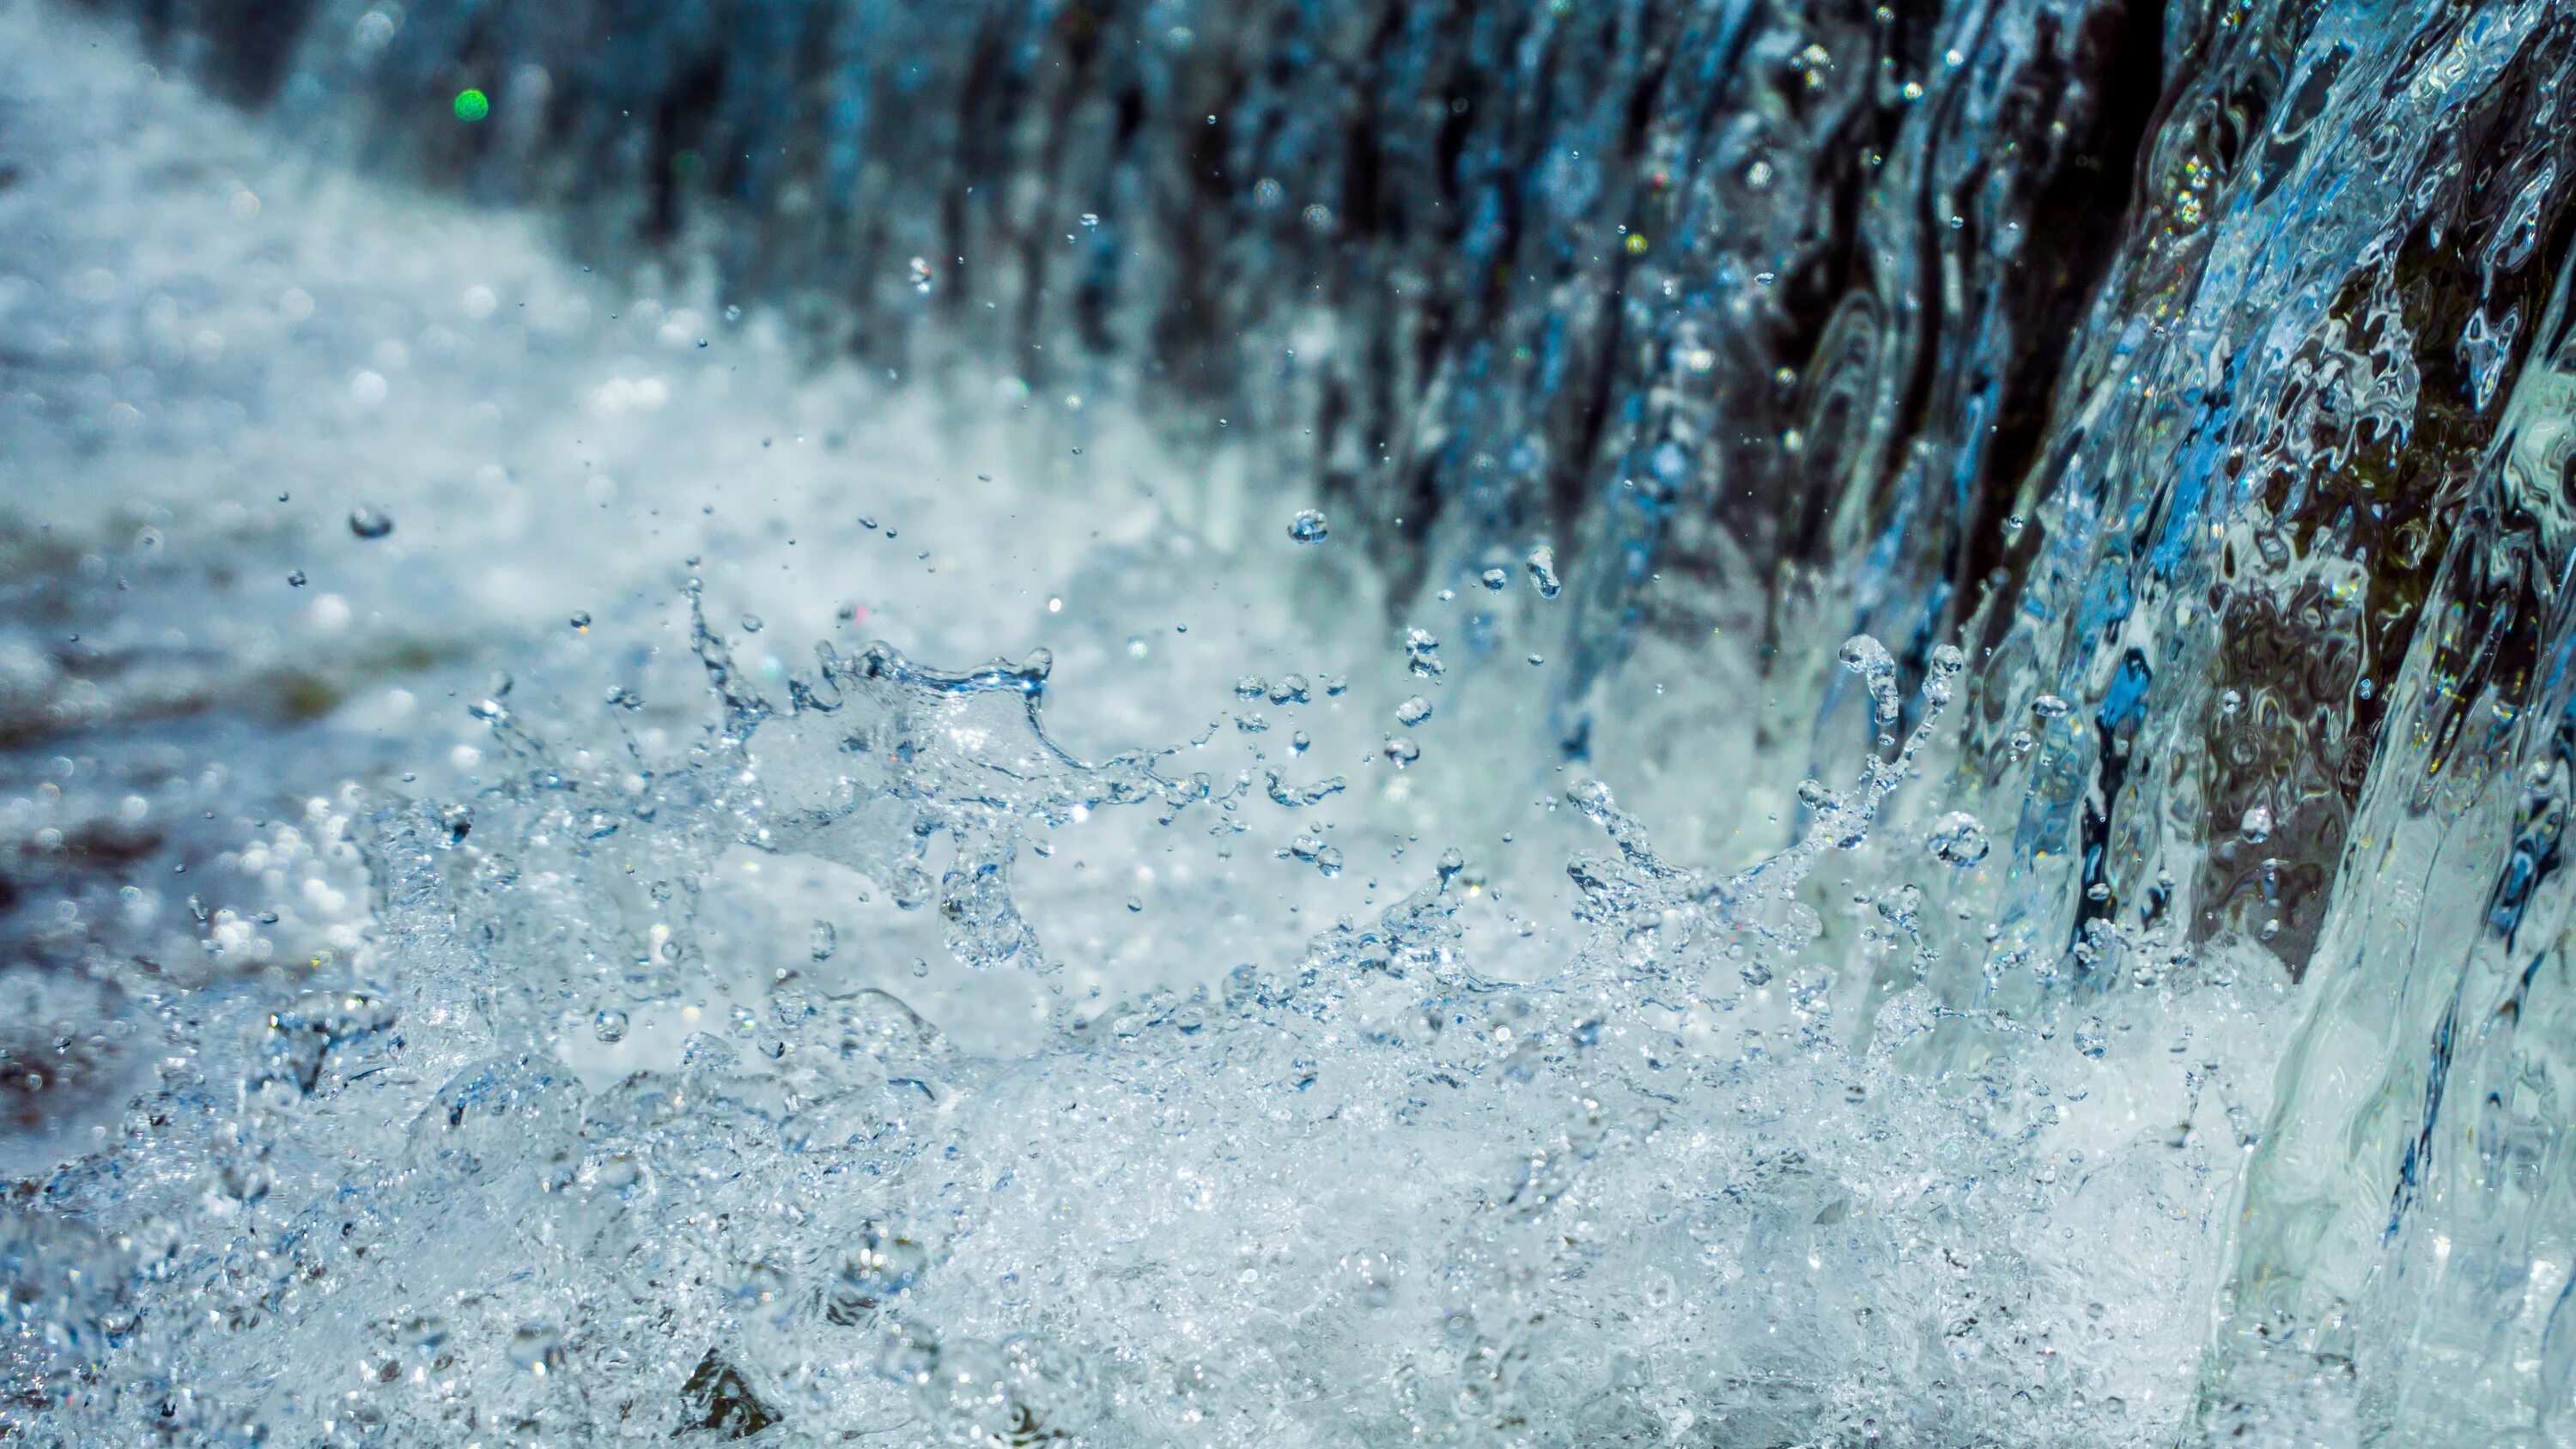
[507,1323,562,1374]
[1527,545,1562,599]
[810,920,838,962]
[2239,804,2273,844]
[1287,509,1328,544]
[827,1223,931,1320]
[347,505,394,539]
[1382,737,1422,768]
[1404,628,1444,678]
[1395,696,1433,727]
[1479,567,1510,591]
[569,611,592,631]
[1838,634,1901,724]
[592,1009,629,1043]
[286,570,308,587]
[1925,811,1990,868]
[2032,694,2072,719]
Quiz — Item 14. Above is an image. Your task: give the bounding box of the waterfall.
[9,0,2576,1440]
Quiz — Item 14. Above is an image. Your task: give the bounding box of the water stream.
[9,0,2576,1442]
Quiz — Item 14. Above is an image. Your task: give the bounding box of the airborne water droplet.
[1403,628,1444,678]
[1526,545,1562,599]
[508,1324,563,1374]
[829,1222,930,1319]
[348,505,394,539]
[2239,804,2274,844]
[1838,634,1901,724]
[1287,509,1328,544]
[1925,811,1990,868]
[1395,696,1432,726]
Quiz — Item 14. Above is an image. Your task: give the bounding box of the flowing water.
[9,0,2576,1442]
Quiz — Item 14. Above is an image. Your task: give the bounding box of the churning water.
[9,0,2576,1442]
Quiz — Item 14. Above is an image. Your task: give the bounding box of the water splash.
[5,610,2263,1446]
[18,0,2576,1440]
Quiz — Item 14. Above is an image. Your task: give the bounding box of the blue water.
[8,0,2576,1440]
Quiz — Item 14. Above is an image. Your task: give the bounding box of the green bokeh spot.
[453,88,490,123]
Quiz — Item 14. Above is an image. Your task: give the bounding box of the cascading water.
[9,0,2576,1440]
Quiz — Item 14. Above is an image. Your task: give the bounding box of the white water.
[1,6,2336,1446]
